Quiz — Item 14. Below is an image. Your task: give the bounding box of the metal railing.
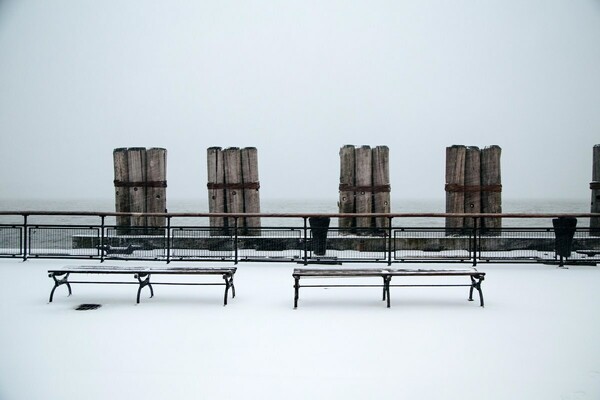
[0,211,599,266]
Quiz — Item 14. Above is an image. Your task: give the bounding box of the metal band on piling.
[338,184,391,193]
[207,182,260,190]
[444,184,502,193]
[114,180,168,188]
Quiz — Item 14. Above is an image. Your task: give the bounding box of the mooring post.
[224,147,244,235]
[355,145,373,233]
[127,147,147,229]
[591,145,600,236]
[208,146,262,236]
[114,147,167,235]
[339,145,356,233]
[464,146,481,230]
[207,147,226,235]
[145,148,167,234]
[445,145,466,234]
[481,145,502,234]
[241,147,261,235]
[373,145,391,233]
[113,148,130,234]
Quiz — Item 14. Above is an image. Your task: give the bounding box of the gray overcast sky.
[0,0,598,203]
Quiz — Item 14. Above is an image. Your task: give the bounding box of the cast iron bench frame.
[48,265,236,305]
[292,268,485,308]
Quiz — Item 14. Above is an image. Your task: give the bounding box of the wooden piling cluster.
[113,147,167,233]
[445,145,502,234]
[207,147,261,235]
[338,145,391,234]
[591,145,600,235]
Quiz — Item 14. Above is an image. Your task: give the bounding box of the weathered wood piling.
[372,146,391,231]
[145,148,167,232]
[591,145,600,235]
[127,147,147,228]
[207,147,226,234]
[338,145,356,231]
[464,146,481,229]
[445,145,502,234]
[223,147,244,232]
[207,147,261,235]
[355,146,373,231]
[445,145,466,232]
[481,145,502,233]
[241,147,261,233]
[113,148,130,234]
[113,147,167,233]
[338,145,391,234]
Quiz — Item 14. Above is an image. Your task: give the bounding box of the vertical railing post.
[100,215,105,263]
[22,214,28,261]
[472,217,479,267]
[387,216,393,266]
[166,215,171,264]
[303,217,308,265]
[233,216,239,265]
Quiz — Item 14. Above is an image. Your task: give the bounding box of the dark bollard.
[552,217,577,267]
[309,217,331,256]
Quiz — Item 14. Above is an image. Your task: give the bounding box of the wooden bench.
[292,268,485,308]
[48,266,236,305]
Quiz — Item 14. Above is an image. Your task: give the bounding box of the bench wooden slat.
[293,268,484,277]
[49,266,237,275]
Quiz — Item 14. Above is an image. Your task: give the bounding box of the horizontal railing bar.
[298,284,385,288]
[68,281,139,284]
[66,281,225,284]
[1,211,599,218]
[148,282,225,286]
[389,284,473,287]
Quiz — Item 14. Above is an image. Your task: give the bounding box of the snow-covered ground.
[1,258,599,400]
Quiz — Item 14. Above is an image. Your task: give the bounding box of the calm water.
[0,197,591,228]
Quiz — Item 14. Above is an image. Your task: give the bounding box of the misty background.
[0,1,599,209]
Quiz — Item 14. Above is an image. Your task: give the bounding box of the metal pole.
[303,217,308,265]
[22,214,28,261]
[233,216,238,265]
[472,217,479,267]
[100,215,105,263]
[166,215,171,264]
[23,214,29,261]
[387,216,393,266]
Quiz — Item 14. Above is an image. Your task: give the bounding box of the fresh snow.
[0,258,599,400]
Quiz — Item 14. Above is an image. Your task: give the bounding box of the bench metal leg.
[223,274,235,306]
[383,275,391,308]
[48,272,72,302]
[293,275,300,309]
[135,273,153,304]
[230,276,236,298]
[469,275,485,307]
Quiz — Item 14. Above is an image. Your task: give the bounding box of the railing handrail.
[0,211,599,219]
